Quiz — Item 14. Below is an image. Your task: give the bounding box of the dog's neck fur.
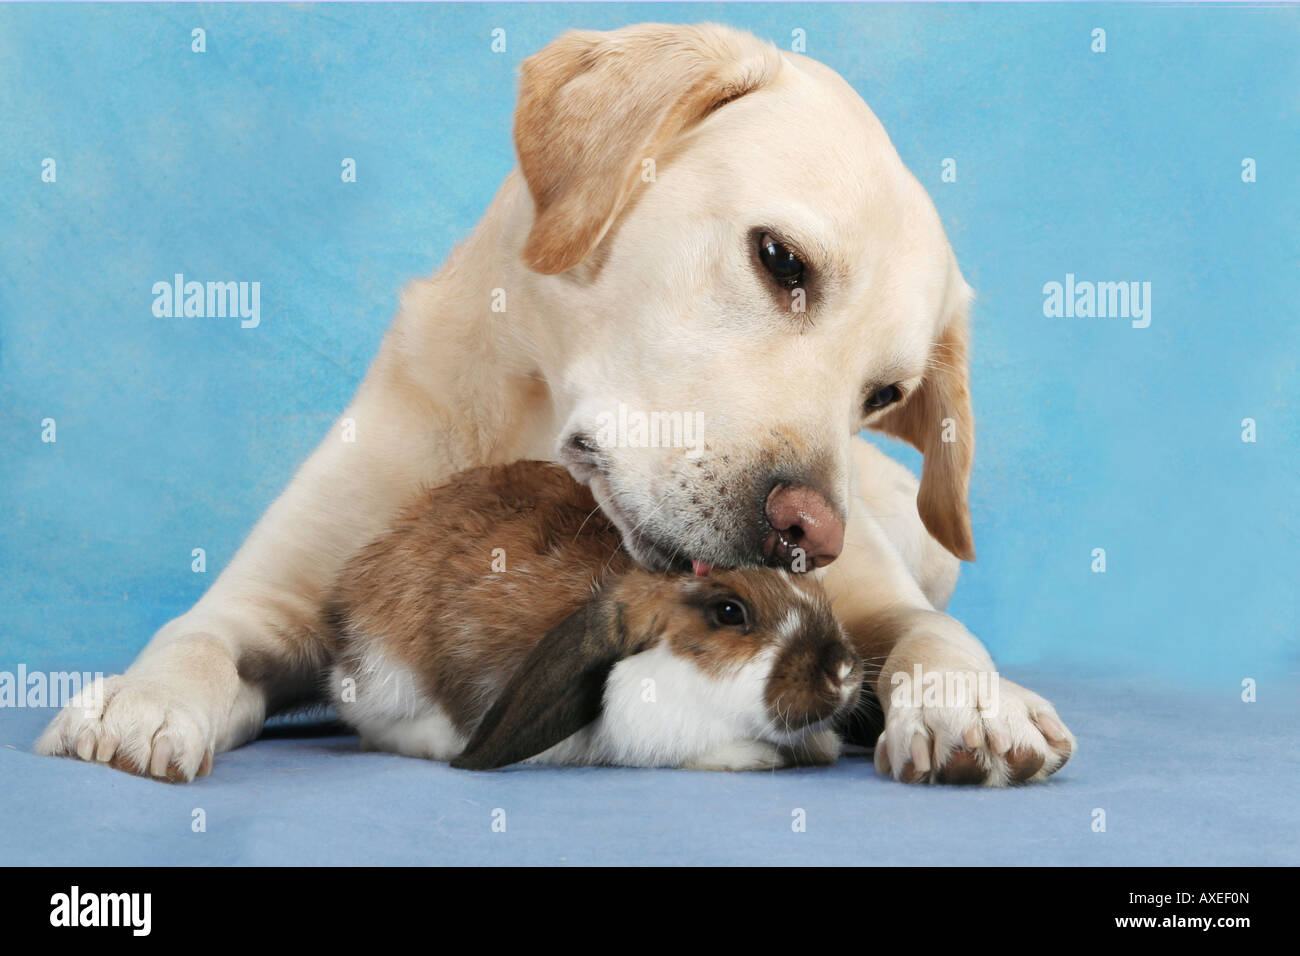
[373,171,563,472]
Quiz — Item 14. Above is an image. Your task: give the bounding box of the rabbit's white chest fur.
[536,644,779,768]
[331,643,469,761]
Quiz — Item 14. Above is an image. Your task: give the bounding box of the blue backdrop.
[2,2,1297,690]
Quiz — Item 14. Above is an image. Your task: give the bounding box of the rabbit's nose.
[818,641,857,688]
[764,483,845,569]
[816,642,857,702]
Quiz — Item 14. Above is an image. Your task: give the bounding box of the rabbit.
[326,460,863,771]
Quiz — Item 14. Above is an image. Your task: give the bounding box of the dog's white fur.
[37,23,1073,786]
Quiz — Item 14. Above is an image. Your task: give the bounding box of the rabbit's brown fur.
[331,460,634,731]
[329,460,862,769]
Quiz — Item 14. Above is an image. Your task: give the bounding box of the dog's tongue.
[692,559,714,577]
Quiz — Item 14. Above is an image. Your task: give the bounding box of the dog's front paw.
[873,673,1074,787]
[35,674,214,782]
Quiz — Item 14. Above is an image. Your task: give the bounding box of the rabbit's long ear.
[451,603,631,771]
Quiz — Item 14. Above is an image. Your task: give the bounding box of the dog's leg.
[821,440,1075,787]
[36,384,456,781]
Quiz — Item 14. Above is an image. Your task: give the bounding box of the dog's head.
[514,23,975,571]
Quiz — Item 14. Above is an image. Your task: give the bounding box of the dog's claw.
[36,674,212,784]
[876,675,1075,787]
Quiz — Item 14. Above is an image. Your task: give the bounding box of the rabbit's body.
[329,461,861,770]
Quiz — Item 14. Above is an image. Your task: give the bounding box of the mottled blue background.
[3,2,1296,685]
[1,1,1298,869]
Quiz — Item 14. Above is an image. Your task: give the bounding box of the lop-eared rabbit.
[328,461,863,771]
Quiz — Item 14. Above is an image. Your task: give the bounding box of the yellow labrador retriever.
[38,23,1074,786]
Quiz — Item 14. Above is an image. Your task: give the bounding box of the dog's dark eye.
[865,385,902,410]
[757,233,805,288]
[708,598,750,629]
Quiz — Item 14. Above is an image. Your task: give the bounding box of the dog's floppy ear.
[451,602,638,771]
[871,281,977,561]
[514,23,780,274]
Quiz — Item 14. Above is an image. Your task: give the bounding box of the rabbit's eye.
[708,598,750,629]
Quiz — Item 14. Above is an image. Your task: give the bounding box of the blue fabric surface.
[3,671,1297,866]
